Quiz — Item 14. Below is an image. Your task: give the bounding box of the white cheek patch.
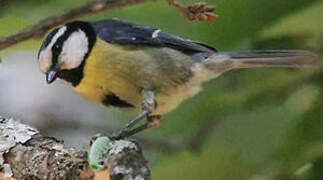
[59,30,89,70]
[38,50,52,73]
[38,26,67,73]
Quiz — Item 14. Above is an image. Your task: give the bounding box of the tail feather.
[204,50,319,73]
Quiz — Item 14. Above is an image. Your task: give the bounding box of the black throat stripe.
[58,60,86,87]
[103,93,135,108]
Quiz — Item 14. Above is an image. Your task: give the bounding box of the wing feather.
[91,19,216,53]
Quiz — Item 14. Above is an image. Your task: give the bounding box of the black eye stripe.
[51,26,76,65]
[53,36,65,50]
[51,37,65,65]
[53,44,60,50]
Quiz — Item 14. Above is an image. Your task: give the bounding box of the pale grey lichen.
[134,175,145,180]
[3,163,13,178]
[113,165,132,174]
[140,167,149,174]
[0,117,38,176]
[0,117,38,152]
[52,144,69,156]
[0,135,15,152]
[0,117,91,179]
[108,140,139,155]
[107,139,150,180]
[0,153,4,165]
[0,117,150,179]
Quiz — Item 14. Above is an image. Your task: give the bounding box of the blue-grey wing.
[91,18,216,54]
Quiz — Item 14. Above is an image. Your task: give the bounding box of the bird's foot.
[147,115,161,127]
[110,127,130,140]
[111,115,161,140]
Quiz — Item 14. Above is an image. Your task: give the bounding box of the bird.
[38,18,318,139]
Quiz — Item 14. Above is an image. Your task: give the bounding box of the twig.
[0,116,150,180]
[167,0,217,21]
[0,0,155,50]
[0,0,217,50]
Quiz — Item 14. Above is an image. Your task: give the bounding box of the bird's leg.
[112,89,156,139]
[125,90,156,129]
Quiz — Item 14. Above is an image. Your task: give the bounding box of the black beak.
[46,69,58,84]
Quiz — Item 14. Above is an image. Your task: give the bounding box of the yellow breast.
[73,40,143,112]
[72,39,214,115]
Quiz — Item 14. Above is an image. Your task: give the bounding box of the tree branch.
[0,116,150,180]
[0,0,155,50]
[0,0,217,50]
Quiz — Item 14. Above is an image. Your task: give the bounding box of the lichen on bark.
[0,116,151,180]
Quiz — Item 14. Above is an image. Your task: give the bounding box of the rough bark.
[0,116,150,180]
[0,0,156,50]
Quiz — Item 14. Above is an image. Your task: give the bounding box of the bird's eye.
[52,44,60,53]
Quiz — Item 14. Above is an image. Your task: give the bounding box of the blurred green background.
[1,0,323,179]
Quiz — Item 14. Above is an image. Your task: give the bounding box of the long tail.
[203,50,319,73]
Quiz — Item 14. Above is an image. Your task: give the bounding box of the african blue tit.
[37,19,318,139]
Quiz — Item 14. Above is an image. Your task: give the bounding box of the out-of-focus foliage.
[0,0,322,179]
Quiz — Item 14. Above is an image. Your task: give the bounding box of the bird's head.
[38,21,96,86]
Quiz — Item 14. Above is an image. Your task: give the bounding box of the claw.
[110,128,130,140]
